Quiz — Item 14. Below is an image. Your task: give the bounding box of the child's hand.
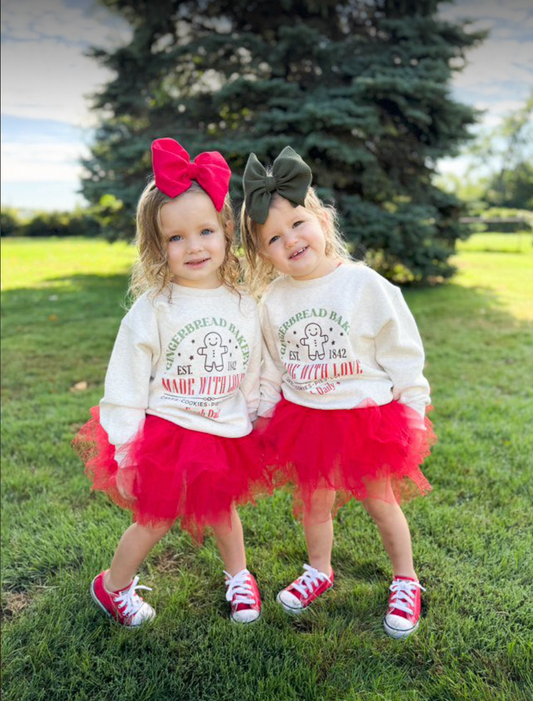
[116,468,136,502]
[252,416,272,433]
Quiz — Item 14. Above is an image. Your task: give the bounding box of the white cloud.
[453,40,533,90]
[478,114,504,128]
[1,0,128,46]
[1,0,131,125]
[494,26,531,39]
[440,1,533,112]
[1,1,129,208]
[1,181,87,211]
[2,38,114,125]
[435,154,473,176]
[439,0,533,27]
[475,99,528,115]
[1,141,90,182]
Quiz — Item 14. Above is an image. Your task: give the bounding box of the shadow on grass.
[459,247,530,254]
[404,279,532,341]
[2,268,530,318]
[1,272,132,324]
[1,273,133,403]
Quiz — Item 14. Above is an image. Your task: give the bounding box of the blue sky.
[1,0,130,211]
[2,0,532,212]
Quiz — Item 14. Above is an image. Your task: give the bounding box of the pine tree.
[83,0,486,283]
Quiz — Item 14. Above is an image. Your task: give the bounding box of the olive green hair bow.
[243,146,313,224]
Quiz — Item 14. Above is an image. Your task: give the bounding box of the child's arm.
[258,303,284,418]
[373,283,430,421]
[99,306,159,462]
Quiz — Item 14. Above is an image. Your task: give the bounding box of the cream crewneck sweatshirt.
[99,283,261,451]
[258,262,431,420]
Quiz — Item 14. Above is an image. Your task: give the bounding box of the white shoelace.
[224,569,256,606]
[113,576,152,617]
[291,564,332,599]
[388,579,426,615]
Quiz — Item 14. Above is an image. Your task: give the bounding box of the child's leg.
[275,489,336,613]
[213,506,262,623]
[303,488,336,574]
[362,481,426,638]
[361,483,416,579]
[212,505,247,576]
[104,522,172,592]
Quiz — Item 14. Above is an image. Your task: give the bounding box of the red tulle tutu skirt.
[257,398,437,519]
[72,407,272,542]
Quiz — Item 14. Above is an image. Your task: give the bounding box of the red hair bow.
[151,138,231,211]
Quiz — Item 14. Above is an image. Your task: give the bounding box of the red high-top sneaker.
[276,564,334,614]
[383,576,425,639]
[90,571,156,627]
[224,569,262,624]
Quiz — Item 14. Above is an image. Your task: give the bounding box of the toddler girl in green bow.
[240,146,351,297]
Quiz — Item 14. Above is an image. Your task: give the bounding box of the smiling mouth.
[289,246,309,260]
[186,257,210,267]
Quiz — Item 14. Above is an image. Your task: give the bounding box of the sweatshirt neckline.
[284,262,345,288]
[169,282,229,298]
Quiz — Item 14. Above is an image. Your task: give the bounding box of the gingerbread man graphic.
[198,332,228,372]
[300,323,328,360]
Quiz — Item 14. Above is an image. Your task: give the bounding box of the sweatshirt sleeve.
[258,301,284,418]
[99,305,160,457]
[238,309,261,422]
[372,282,430,421]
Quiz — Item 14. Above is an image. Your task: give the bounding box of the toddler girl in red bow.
[73,137,270,627]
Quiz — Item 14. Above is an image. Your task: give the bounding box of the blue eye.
[169,235,182,242]
[201,229,214,235]
[269,235,280,245]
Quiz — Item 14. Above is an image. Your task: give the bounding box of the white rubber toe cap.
[130,603,156,626]
[383,613,418,639]
[277,590,303,613]
[231,608,260,624]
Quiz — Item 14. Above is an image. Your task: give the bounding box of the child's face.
[160,191,228,289]
[258,197,334,280]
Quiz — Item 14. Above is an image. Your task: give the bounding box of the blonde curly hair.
[128,180,240,302]
[240,184,353,298]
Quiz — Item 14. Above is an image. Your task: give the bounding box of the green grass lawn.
[2,235,532,701]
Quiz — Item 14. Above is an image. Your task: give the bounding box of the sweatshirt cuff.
[403,401,427,429]
[114,444,132,468]
[408,403,426,419]
[258,402,278,419]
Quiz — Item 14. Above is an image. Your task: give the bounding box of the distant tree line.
[438,92,533,211]
[3,202,531,239]
[0,207,101,238]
